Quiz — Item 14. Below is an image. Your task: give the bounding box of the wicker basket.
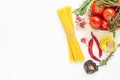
[85,0,120,33]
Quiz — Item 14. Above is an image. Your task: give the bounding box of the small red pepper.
[91,32,102,58]
[88,39,101,62]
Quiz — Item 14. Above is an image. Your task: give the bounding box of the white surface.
[0,0,120,80]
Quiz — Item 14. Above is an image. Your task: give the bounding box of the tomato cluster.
[90,1,116,30]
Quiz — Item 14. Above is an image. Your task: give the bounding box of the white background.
[0,0,120,80]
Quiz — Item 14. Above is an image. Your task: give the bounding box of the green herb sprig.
[73,0,92,16]
[109,11,120,37]
[100,0,120,7]
[99,51,114,66]
[99,44,120,67]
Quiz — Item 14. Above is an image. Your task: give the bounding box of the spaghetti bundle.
[57,6,85,62]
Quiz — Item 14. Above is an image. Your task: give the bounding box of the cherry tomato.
[103,8,116,21]
[90,16,102,29]
[101,20,110,30]
[92,2,105,15]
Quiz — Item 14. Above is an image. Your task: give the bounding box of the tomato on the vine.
[92,2,105,15]
[103,8,116,21]
[90,16,102,29]
[101,20,110,30]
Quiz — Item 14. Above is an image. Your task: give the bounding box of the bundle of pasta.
[57,6,85,62]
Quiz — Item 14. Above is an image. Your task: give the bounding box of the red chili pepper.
[91,32,102,58]
[88,39,101,62]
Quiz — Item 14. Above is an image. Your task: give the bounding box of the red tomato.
[101,20,110,30]
[90,16,102,29]
[92,2,105,15]
[103,8,116,21]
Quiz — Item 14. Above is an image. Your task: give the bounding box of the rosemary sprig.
[99,51,114,66]
[100,0,120,7]
[73,0,92,16]
[99,44,120,67]
[108,11,120,37]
